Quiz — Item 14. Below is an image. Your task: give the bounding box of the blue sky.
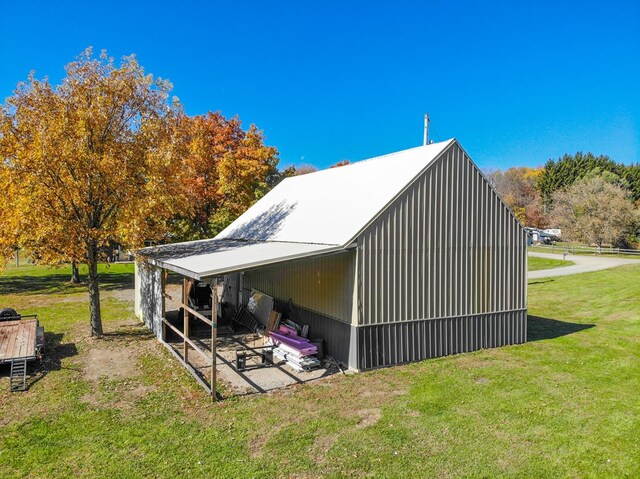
[1,1,638,170]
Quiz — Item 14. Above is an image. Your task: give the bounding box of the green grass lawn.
[528,256,574,271]
[1,262,639,478]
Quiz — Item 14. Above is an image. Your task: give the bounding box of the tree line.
[489,154,640,249]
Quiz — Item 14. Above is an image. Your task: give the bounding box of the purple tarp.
[268,331,318,356]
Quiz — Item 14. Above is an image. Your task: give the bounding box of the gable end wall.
[355,142,527,368]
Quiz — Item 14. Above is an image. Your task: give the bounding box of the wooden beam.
[183,278,192,363]
[162,292,174,302]
[181,303,213,327]
[158,339,212,395]
[211,286,218,401]
[161,292,212,327]
[161,269,168,341]
[162,318,212,365]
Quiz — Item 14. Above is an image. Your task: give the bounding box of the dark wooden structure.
[159,273,218,401]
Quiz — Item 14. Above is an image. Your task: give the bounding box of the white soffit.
[154,241,341,279]
[216,139,455,246]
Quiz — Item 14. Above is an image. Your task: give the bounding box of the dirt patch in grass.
[355,408,382,429]
[81,382,157,410]
[104,288,134,303]
[84,347,141,382]
[79,324,159,408]
[473,377,491,384]
[309,408,382,464]
[356,371,408,399]
[455,355,495,369]
[361,387,408,398]
[249,424,283,458]
[310,434,340,463]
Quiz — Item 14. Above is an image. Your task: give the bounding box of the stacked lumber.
[267,326,321,372]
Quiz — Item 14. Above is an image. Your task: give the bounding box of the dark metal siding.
[241,253,356,366]
[243,250,355,324]
[358,309,527,369]
[357,142,527,326]
[270,299,353,366]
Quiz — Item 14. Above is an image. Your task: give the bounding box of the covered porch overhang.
[140,239,344,281]
[136,239,348,400]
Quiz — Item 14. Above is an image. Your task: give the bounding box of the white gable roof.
[216,139,454,246]
[139,138,456,278]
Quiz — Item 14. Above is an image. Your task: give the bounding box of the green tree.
[538,152,630,206]
[622,164,640,202]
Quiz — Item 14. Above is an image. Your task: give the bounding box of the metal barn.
[135,139,527,394]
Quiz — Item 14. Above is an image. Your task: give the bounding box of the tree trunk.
[70,261,81,284]
[87,244,103,337]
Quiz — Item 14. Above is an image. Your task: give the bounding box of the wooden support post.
[211,286,218,401]
[161,270,168,341]
[183,278,192,363]
[162,319,212,363]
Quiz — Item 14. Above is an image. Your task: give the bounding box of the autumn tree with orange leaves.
[170,112,279,241]
[489,166,548,228]
[0,49,186,336]
[330,160,350,168]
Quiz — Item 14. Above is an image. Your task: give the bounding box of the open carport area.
[158,283,341,397]
[135,238,350,400]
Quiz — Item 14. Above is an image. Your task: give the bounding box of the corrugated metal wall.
[267,298,353,365]
[357,142,527,326]
[135,260,163,339]
[243,250,356,324]
[358,310,526,369]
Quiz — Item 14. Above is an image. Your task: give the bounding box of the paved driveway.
[528,252,640,279]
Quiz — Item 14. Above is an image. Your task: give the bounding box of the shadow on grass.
[0,271,134,296]
[528,278,555,286]
[527,315,594,342]
[102,328,154,340]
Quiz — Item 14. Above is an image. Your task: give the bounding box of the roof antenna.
[423,113,430,145]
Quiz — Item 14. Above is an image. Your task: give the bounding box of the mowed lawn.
[528,256,574,271]
[0,262,638,478]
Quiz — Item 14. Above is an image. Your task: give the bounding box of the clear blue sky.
[1,1,638,170]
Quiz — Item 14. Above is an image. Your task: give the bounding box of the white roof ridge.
[221,238,340,247]
[340,139,457,245]
[280,138,455,184]
[213,139,456,246]
[341,138,454,167]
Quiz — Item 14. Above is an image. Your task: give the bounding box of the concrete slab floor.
[167,332,341,397]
